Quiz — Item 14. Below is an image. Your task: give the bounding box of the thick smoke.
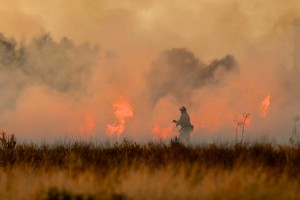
[146,48,238,105]
[1,0,300,143]
[0,33,99,110]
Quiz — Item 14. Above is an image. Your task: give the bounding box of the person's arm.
[172,120,179,127]
[173,116,183,127]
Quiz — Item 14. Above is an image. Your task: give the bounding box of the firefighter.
[172,106,193,144]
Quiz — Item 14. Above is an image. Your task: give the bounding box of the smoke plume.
[0,33,99,109]
[146,48,238,105]
[1,1,300,143]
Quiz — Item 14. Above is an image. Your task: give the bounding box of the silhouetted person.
[173,106,193,144]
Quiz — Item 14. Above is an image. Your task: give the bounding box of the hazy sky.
[0,0,300,143]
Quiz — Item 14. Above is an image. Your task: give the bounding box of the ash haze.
[0,0,300,143]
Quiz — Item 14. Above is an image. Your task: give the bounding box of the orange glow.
[244,114,252,125]
[79,113,95,136]
[260,94,271,117]
[200,123,207,129]
[235,113,252,126]
[152,124,175,139]
[106,97,133,137]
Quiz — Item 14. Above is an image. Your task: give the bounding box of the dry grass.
[1,134,300,199]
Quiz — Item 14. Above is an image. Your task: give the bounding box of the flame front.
[152,124,176,139]
[260,94,271,117]
[106,97,133,137]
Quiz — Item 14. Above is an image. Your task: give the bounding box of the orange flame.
[260,93,271,117]
[152,124,175,139]
[80,113,95,136]
[106,97,133,137]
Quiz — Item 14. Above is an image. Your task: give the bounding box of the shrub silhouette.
[0,131,16,150]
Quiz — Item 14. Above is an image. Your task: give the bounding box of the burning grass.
[1,133,300,199]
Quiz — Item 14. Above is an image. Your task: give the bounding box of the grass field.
[1,132,300,200]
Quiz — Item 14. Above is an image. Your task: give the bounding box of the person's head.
[179,106,187,113]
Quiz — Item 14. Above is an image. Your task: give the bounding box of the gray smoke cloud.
[146,48,238,105]
[0,33,99,110]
